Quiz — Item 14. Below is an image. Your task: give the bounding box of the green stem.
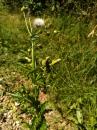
[23,12,32,36]
[31,40,35,71]
[29,17,32,33]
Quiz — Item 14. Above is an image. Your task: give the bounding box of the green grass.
[1,8,97,129]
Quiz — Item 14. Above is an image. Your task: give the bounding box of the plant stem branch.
[29,17,33,33]
[31,40,35,71]
[23,12,32,36]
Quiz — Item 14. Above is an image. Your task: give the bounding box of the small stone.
[15,102,20,106]
[38,91,48,104]
[15,120,20,127]
[28,119,32,125]
[0,85,4,91]
[4,113,7,117]
[12,72,16,75]
[0,78,3,82]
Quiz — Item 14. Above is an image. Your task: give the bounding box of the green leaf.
[89,116,96,127]
[42,57,50,66]
[68,116,78,124]
[70,103,77,110]
[50,58,61,66]
[40,121,47,130]
[76,108,83,124]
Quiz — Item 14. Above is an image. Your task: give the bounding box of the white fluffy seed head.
[33,18,45,27]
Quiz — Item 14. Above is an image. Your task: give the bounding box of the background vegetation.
[1,0,97,129]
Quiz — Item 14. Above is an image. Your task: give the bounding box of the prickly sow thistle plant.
[21,6,61,78]
[21,6,45,73]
